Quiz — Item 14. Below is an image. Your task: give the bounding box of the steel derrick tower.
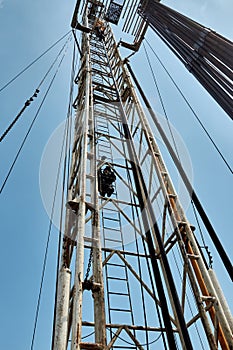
[52,1,233,349]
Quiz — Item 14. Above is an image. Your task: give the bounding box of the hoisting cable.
[0,34,72,143]
[30,94,73,350]
[0,38,72,194]
[0,30,71,93]
[144,38,233,175]
[125,61,233,281]
[143,42,181,162]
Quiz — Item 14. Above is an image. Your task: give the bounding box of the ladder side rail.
[53,30,92,350]
[89,36,107,346]
[90,32,137,345]
[71,15,94,349]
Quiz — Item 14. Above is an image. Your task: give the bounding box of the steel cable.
[0,40,71,194]
[0,35,72,143]
[143,42,181,162]
[0,30,71,93]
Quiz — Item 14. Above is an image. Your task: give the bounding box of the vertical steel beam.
[89,66,106,346]
[71,24,91,349]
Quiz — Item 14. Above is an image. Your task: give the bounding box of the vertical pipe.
[71,31,90,350]
[54,268,71,350]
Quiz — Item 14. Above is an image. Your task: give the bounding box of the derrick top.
[71,0,148,50]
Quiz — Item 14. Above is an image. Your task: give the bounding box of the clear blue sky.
[0,0,232,349]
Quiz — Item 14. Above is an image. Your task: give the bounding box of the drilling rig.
[52,0,233,349]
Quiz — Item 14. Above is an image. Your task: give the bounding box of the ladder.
[91,34,136,345]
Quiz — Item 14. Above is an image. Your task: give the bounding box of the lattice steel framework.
[52,1,233,349]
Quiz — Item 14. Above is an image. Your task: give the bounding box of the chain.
[84,248,93,282]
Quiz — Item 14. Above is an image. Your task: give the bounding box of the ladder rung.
[98,138,110,143]
[103,227,121,232]
[96,115,119,122]
[96,115,109,120]
[98,145,112,150]
[97,128,109,132]
[97,138,109,143]
[98,150,112,155]
[103,217,120,222]
[98,143,110,147]
[97,122,108,126]
[90,49,105,55]
[103,213,119,218]
[97,125,108,129]
[92,61,108,67]
[106,263,125,268]
[104,238,122,243]
[108,291,129,296]
[107,276,127,281]
[98,137,110,142]
[97,121,108,125]
[109,308,132,312]
[103,208,119,212]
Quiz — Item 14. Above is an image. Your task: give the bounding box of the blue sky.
[0,0,232,349]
